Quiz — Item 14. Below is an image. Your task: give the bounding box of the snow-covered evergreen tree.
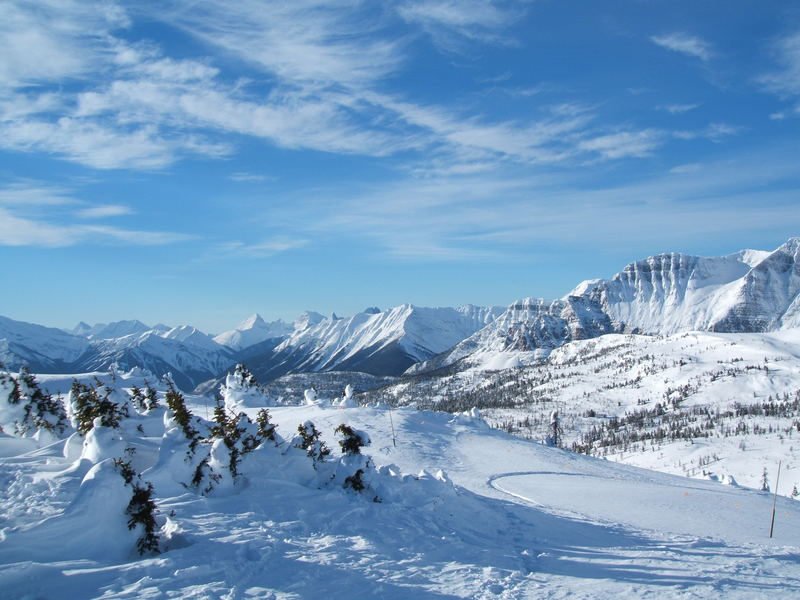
[68,378,128,434]
[293,421,331,466]
[129,386,147,413]
[760,467,770,492]
[164,380,199,450]
[220,363,271,412]
[546,410,563,448]
[256,408,276,442]
[332,423,377,498]
[0,367,68,437]
[335,423,370,455]
[113,457,160,555]
[143,382,160,411]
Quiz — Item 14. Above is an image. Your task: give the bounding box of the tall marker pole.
[770,460,782,538]
[388,405,397,448]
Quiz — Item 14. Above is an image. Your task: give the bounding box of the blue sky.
[2,0,800,334]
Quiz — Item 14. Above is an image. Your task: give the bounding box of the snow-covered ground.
[370,330,800,497]
[2,386,800,599]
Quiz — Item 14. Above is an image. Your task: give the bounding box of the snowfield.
[2,380,800,599]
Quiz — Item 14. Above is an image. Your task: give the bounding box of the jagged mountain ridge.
[584,238,800,334]
[3,238,799,387]
[408,238,800,375]
[245,304,504,381]
[0,304,504,389]
[212,313,293,350]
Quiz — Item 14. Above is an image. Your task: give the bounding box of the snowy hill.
[368,328,800,496]
[246,304,504,381]
[1,378,799,599]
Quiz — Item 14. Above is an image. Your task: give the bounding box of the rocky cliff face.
[409,238,800,375]
[406,296,617,375]
[586,238,800,334]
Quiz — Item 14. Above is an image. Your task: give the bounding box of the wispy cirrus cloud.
[213,237,309,259]
[229,172,274,183]
[651,33,714,61]
[0,208,192,247]
[76,204,133,218]
[282,145,800,261]
[658,103,700,114]
[0,0,737,176]
[578,129,663,160]
[0,182,190,247]
[396,0,522,50]
[759,30,800,118]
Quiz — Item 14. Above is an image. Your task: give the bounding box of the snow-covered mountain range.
[245,304,504,382]
[0,305,503,390]
[2,238,799,389]
[409,237,800,375]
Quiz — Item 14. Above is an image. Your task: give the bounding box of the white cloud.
[397,0,521,50]
[659,103,700,114]
[669,163,702,174]
[0,207,190,247]
[0,182,75,206]
[76,204,133,218]
[578,130,662,159]
[158,0,403,89]
[760,31,800,102]
[0,0,129,88]
[285,146,800,260]
[214,237,308,258]
[0,182,190,247]
[651,33,713,61]
[0,0,724,174]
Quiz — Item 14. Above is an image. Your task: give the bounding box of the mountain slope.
[585,237,800,334]
[0,316,91,371]
[409,238,800,375]
[247,304,503,381]
[0,315,234,391]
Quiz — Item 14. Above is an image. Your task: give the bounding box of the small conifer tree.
[70,378,125,434]
[164,380,199,450]
[546,410,563,448]
[761,467,770,492]
[143,382,160,411]
[295,421,330,466]
[3,367,67,436]
[335,424,369,455]
[1,369,22,405]
[113,457,160,555]
[344,469,366,492]
[209,396,259,479]
[129,386,147,412]
[255,408,276,442]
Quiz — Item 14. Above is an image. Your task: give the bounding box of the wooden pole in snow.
[388,405,397,448]
[770,460,782,538]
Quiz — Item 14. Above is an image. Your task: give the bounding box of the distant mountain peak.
[237,313,267,330]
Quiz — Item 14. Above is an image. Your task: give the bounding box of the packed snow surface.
[2,391,800,599]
